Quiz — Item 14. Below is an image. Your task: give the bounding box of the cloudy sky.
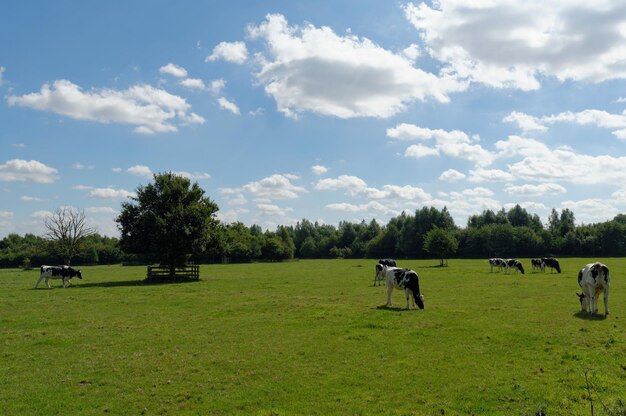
[3,1,626,237]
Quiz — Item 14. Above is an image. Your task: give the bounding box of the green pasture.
[1,259,625,415]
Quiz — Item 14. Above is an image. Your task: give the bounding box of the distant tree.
[116,172,220,272]
[423,226,458,266]
[44,207,96,265]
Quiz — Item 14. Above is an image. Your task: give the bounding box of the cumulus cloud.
[0,211,14,219]
[180,78,206,91]
[311,165,328,175]
[20,196,44,202]
[221,174,307,201]
[0,66,5,86]
[506,109,626,138]
[217,97,240,115]
[468,167,515,183]
[388,124,495,165]
[206,41,248,64]
[247,14,462,119]
[159,63,188,78]
[127,165,153,178]
[173,171,211,180]
[561,199,619,224]
[7,80,205,134]
[31,210,52,219]
[256,203,293,217]
[315,174,431,201]
[88,187,135,199]
[0,159,58,183]
[85,207,116,214]
[404,1,626,89]
[209,79,226,95]
[504,183,567,197]
[439,169,466,182]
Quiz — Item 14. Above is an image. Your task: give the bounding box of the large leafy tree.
[116,172,220,269]
[423,226,458,267]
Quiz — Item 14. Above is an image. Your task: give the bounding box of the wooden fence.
[146,264,200,281]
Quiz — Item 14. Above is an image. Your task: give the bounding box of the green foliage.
[423,226,459,265]
[116,172,220,268]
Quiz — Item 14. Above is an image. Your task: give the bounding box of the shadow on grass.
[573,311,608,321]
[41,279,203,289]
[375,305,414,312]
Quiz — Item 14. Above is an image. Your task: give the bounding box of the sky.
[3,0,626,238]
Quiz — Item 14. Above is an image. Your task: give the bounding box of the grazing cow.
[382,266,424,309]
[577,262,610,316]
[35,265,83,288]
[374,258,397,286]
[541,257,561,273]
[489,258,506,272]
[531,259,544,273]
[505,259,525,274]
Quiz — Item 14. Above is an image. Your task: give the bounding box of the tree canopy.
[116,172,220,268]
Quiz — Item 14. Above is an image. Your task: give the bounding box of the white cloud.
[85,207,116,214]
[7,80,204,134]
[20,196,43,202]
[403,44,421,61]
[468,167,515,183]
[247,14,463,119]
[494,135,550,159]
[206,41,248,64]
[72,184,94,191]
[88,187,135,199]
[180,78,206,91]
[173,171,211,180]
[127,165,153,178]
[439,169,466,182]
[504,183,567,197]
[256,203,293,217]
[561,199,619,225]
[404,1,626,89]
[315,175,368,195]
[404,144,440,158]
[217,97,240,115]
[0,159,58,183]
[0,66,5,86]
[0,211,14,219]
[508,148,626,184]
[31,210,52,219]
[159,63,188,78]
[311,165,328,175]
[241,174,307,200]
[503,111,548,133]
[315,175,431,202]
[209,79,226,95]
[388,124,495,165]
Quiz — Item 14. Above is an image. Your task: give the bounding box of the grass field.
[1,258,625,415]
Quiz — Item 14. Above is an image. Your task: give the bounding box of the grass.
[1,258,625,415]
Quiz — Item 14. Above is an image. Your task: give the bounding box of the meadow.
[1,258,625,415]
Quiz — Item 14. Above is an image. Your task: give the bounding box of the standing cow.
[542,257,561,273]
[489,258,506,273]
[35,265,83,288]
[382,265,424,309]
[577,262,610,316]
[374,258,397,286]
[505,259,525,274]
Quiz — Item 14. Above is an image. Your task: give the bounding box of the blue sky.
[3,1,626,237]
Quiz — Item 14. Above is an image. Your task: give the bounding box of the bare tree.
[44,207,96,265]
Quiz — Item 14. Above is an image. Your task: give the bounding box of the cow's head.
[577,292,588,311]
[415,294,425,309]
[375,264,383,279]
[74,269,83,279]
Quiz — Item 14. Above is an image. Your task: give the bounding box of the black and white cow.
[35,265,83,288]
[541,257,561,273]
[382,266,424,309]
[489,258,506,272]
[531,259,544,273]
[505,259,525,274]
[374,258,397,286]
[577,262,610,316]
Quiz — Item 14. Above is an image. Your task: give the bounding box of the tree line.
[2,172,626,268]
[3,205,626,268]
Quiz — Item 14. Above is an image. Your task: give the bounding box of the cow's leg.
[35,275,44,288]
[403,288,411,309]
[386,284,393,307]
[603,287,609,316]
[45,278,51,289]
